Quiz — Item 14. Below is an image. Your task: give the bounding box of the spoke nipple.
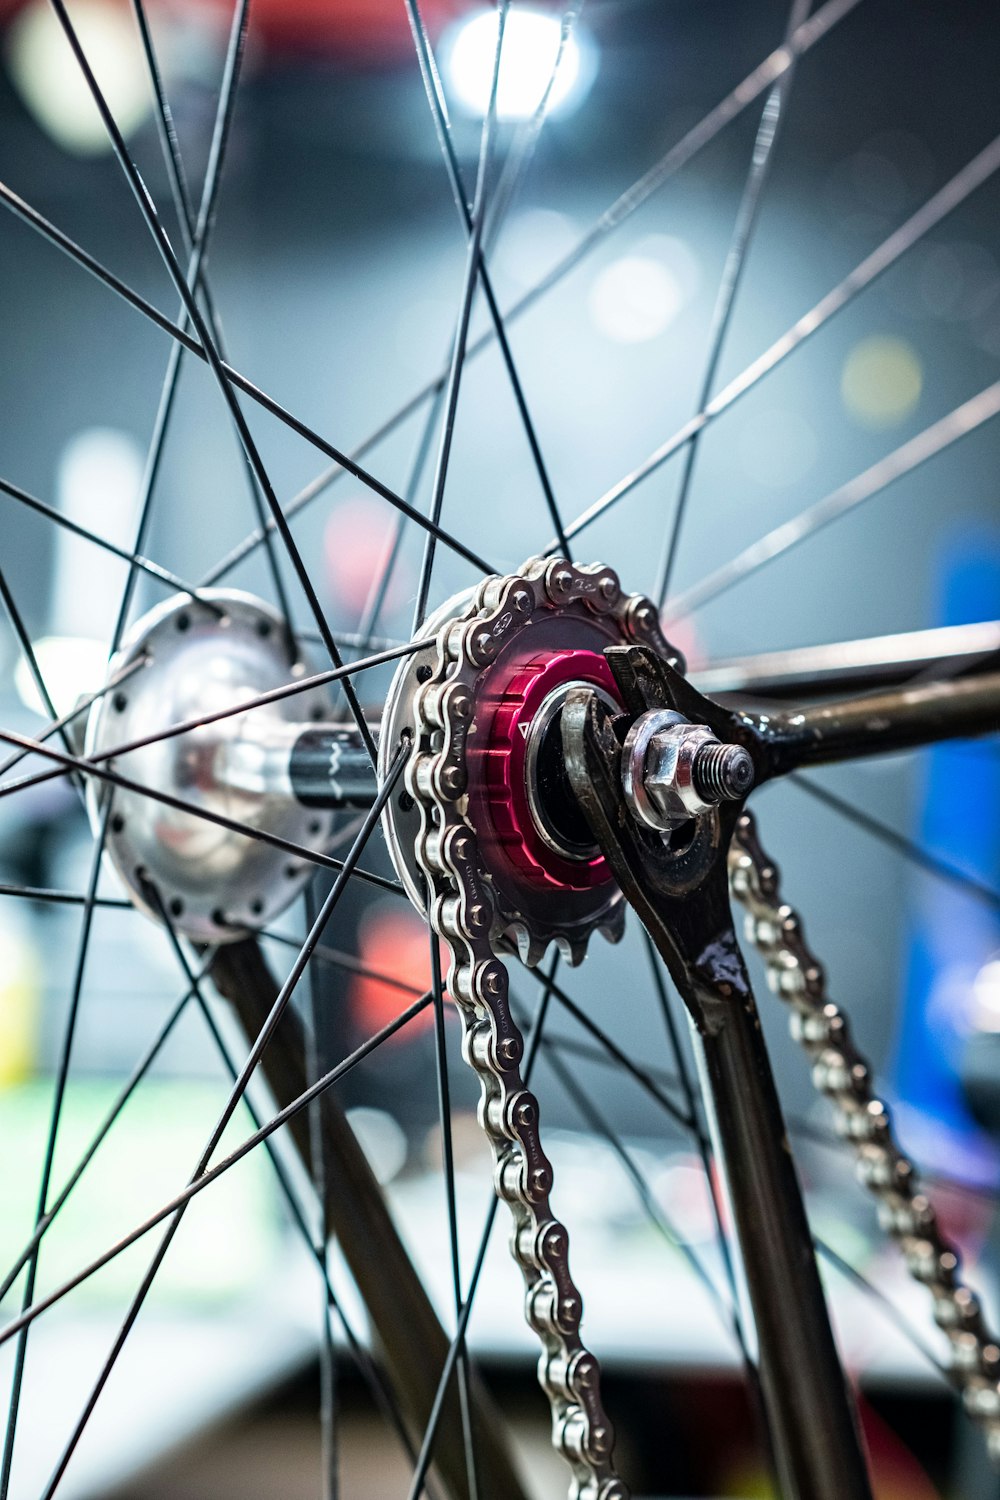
[692,741,754,803]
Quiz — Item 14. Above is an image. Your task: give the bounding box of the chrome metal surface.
[622,711,754,832]
[731,811,1000,1461]
[381,557,679,1500]
[694,620,1000,699]
[85,590,334,943]
[522,680,618,863]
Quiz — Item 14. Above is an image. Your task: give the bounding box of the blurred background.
[0,0,999,1495]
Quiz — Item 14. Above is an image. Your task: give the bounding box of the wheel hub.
[85,590,335,943]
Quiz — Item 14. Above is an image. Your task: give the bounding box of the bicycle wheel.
[1,1,999,1497]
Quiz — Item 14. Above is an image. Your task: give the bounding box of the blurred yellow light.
[841,335,922,429]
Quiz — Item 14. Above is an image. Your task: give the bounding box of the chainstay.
[729,809,1000,1455]
[405,557,671,1500]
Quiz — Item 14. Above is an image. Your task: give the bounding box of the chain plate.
[398,558,674,1500]
[730,809,1000,1454]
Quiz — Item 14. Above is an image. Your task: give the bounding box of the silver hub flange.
[85,589,334,943]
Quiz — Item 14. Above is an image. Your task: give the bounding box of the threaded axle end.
[692,741,754,802]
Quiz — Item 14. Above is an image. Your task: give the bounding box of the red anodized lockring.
[481,648,620,891]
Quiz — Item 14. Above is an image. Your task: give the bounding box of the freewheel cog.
[379,556,682,966]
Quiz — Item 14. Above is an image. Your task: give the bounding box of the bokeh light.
[841,334,922,429]
[442,6,592,121]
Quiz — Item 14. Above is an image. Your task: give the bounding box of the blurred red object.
[0,0,474,60]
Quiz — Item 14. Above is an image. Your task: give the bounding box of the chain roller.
[730,809,1000,1455]
[405,558,672,1500]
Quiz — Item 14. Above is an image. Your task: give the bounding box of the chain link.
[730,808,1000,1455]
[405,557,673,1500]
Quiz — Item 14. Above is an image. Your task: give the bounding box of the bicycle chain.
[405,557,670,1500]
[730,809,1000,1455]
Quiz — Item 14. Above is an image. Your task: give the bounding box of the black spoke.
[540,1028,738,1344]
[0,476,210,604]
[406,960,557,1500]
[410,2,507,634]
[0,646,143,785]
[0,637,426,806]
[790,772,1000,912]
[31,745,408,1494]
[482,0,583,253]
[0,566,80,788]
[406,0,570,561]
[353,388,445,655]
[428,934,479,1500]
[0,723,403,896]
[0,802,110,1497]
[197,0,861,593]
[0,989,433,1347]
[531,966,694,1132]
[654,0,810,609]
[814,1236,947,1378]
[302,885,339,1500]
[563,132,1000,552]
[0,957,212,1303]
[665,380,1000,623]
[0,887,131,909]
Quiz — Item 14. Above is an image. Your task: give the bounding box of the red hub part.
[481,648,619,891]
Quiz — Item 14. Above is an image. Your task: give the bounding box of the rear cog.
[379,555,682,966]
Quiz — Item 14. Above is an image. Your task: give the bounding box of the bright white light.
[6,0,152,156]
[588,255,683,344]
[14,635,109,720]
[443,7,591,121]
[51,427,142,644]
[587,235,700,344]
[973,959,1000,1033]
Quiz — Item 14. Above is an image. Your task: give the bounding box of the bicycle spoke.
[482,0,583,253]
[130,0,296,633]
[529,966,693,1132]
[814,1236,947,1378]
[654,0,810,609]
[406,0,570,561]
[790,772,1000,912]
[0,887,131,909]
[0,957,212,1303]
[411,2,507,634]
[0,651,143,784]
[427,933,479,1500]
[0,567,77,778]
[0,803,110,1498]
[406,961,557,1500]
[353,396,444,656]
[665,380,1000,623]
[0,637,426,805]
[30,747,407,1495]
[540,1033,739,1347]
[199,0,861,592]
[565,132,1000,551]
[0,988,433,1347]
[0,476,209,604]
[0,722,403,895]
